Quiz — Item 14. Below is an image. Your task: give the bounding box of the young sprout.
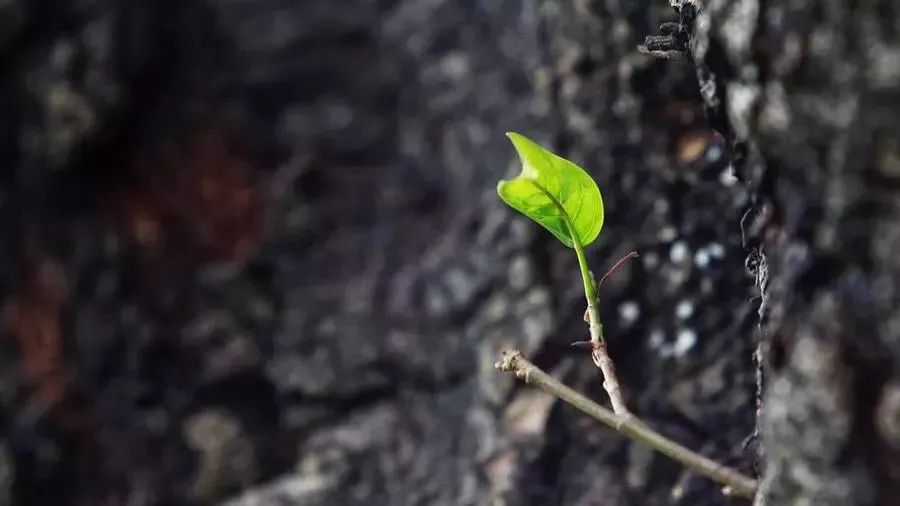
[497,132,627,415]
[494,133,757,499]
[498,132,603,304]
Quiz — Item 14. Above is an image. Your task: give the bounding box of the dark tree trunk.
[0,1,898,505]
[692,0,900,504]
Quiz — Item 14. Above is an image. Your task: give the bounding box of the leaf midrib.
[528,179,580,246]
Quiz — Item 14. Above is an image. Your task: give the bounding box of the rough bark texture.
[0,0,897,505]
[686,0,900,504]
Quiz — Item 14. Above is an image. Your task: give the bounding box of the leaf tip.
[505,132,542,179]
[504,131,529,149]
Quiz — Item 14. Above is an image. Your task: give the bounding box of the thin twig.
[565,227,633,416]
[588,251,640,416]
[495,350,758,500]
[596,250,639,289]
[585,302,631,417]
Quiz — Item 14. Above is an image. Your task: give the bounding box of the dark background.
[1,1,899,505]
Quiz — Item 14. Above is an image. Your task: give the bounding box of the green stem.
[570,227,597,304]
[495,350,758,500]
[534,184,625,412]
[564,220,604,349]
[563,212,629,415]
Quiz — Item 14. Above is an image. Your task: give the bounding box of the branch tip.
[495,349,522,373]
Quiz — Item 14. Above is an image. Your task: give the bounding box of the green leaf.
[497,132,604,248]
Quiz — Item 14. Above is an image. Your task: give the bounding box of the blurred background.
[2,0,900,505]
